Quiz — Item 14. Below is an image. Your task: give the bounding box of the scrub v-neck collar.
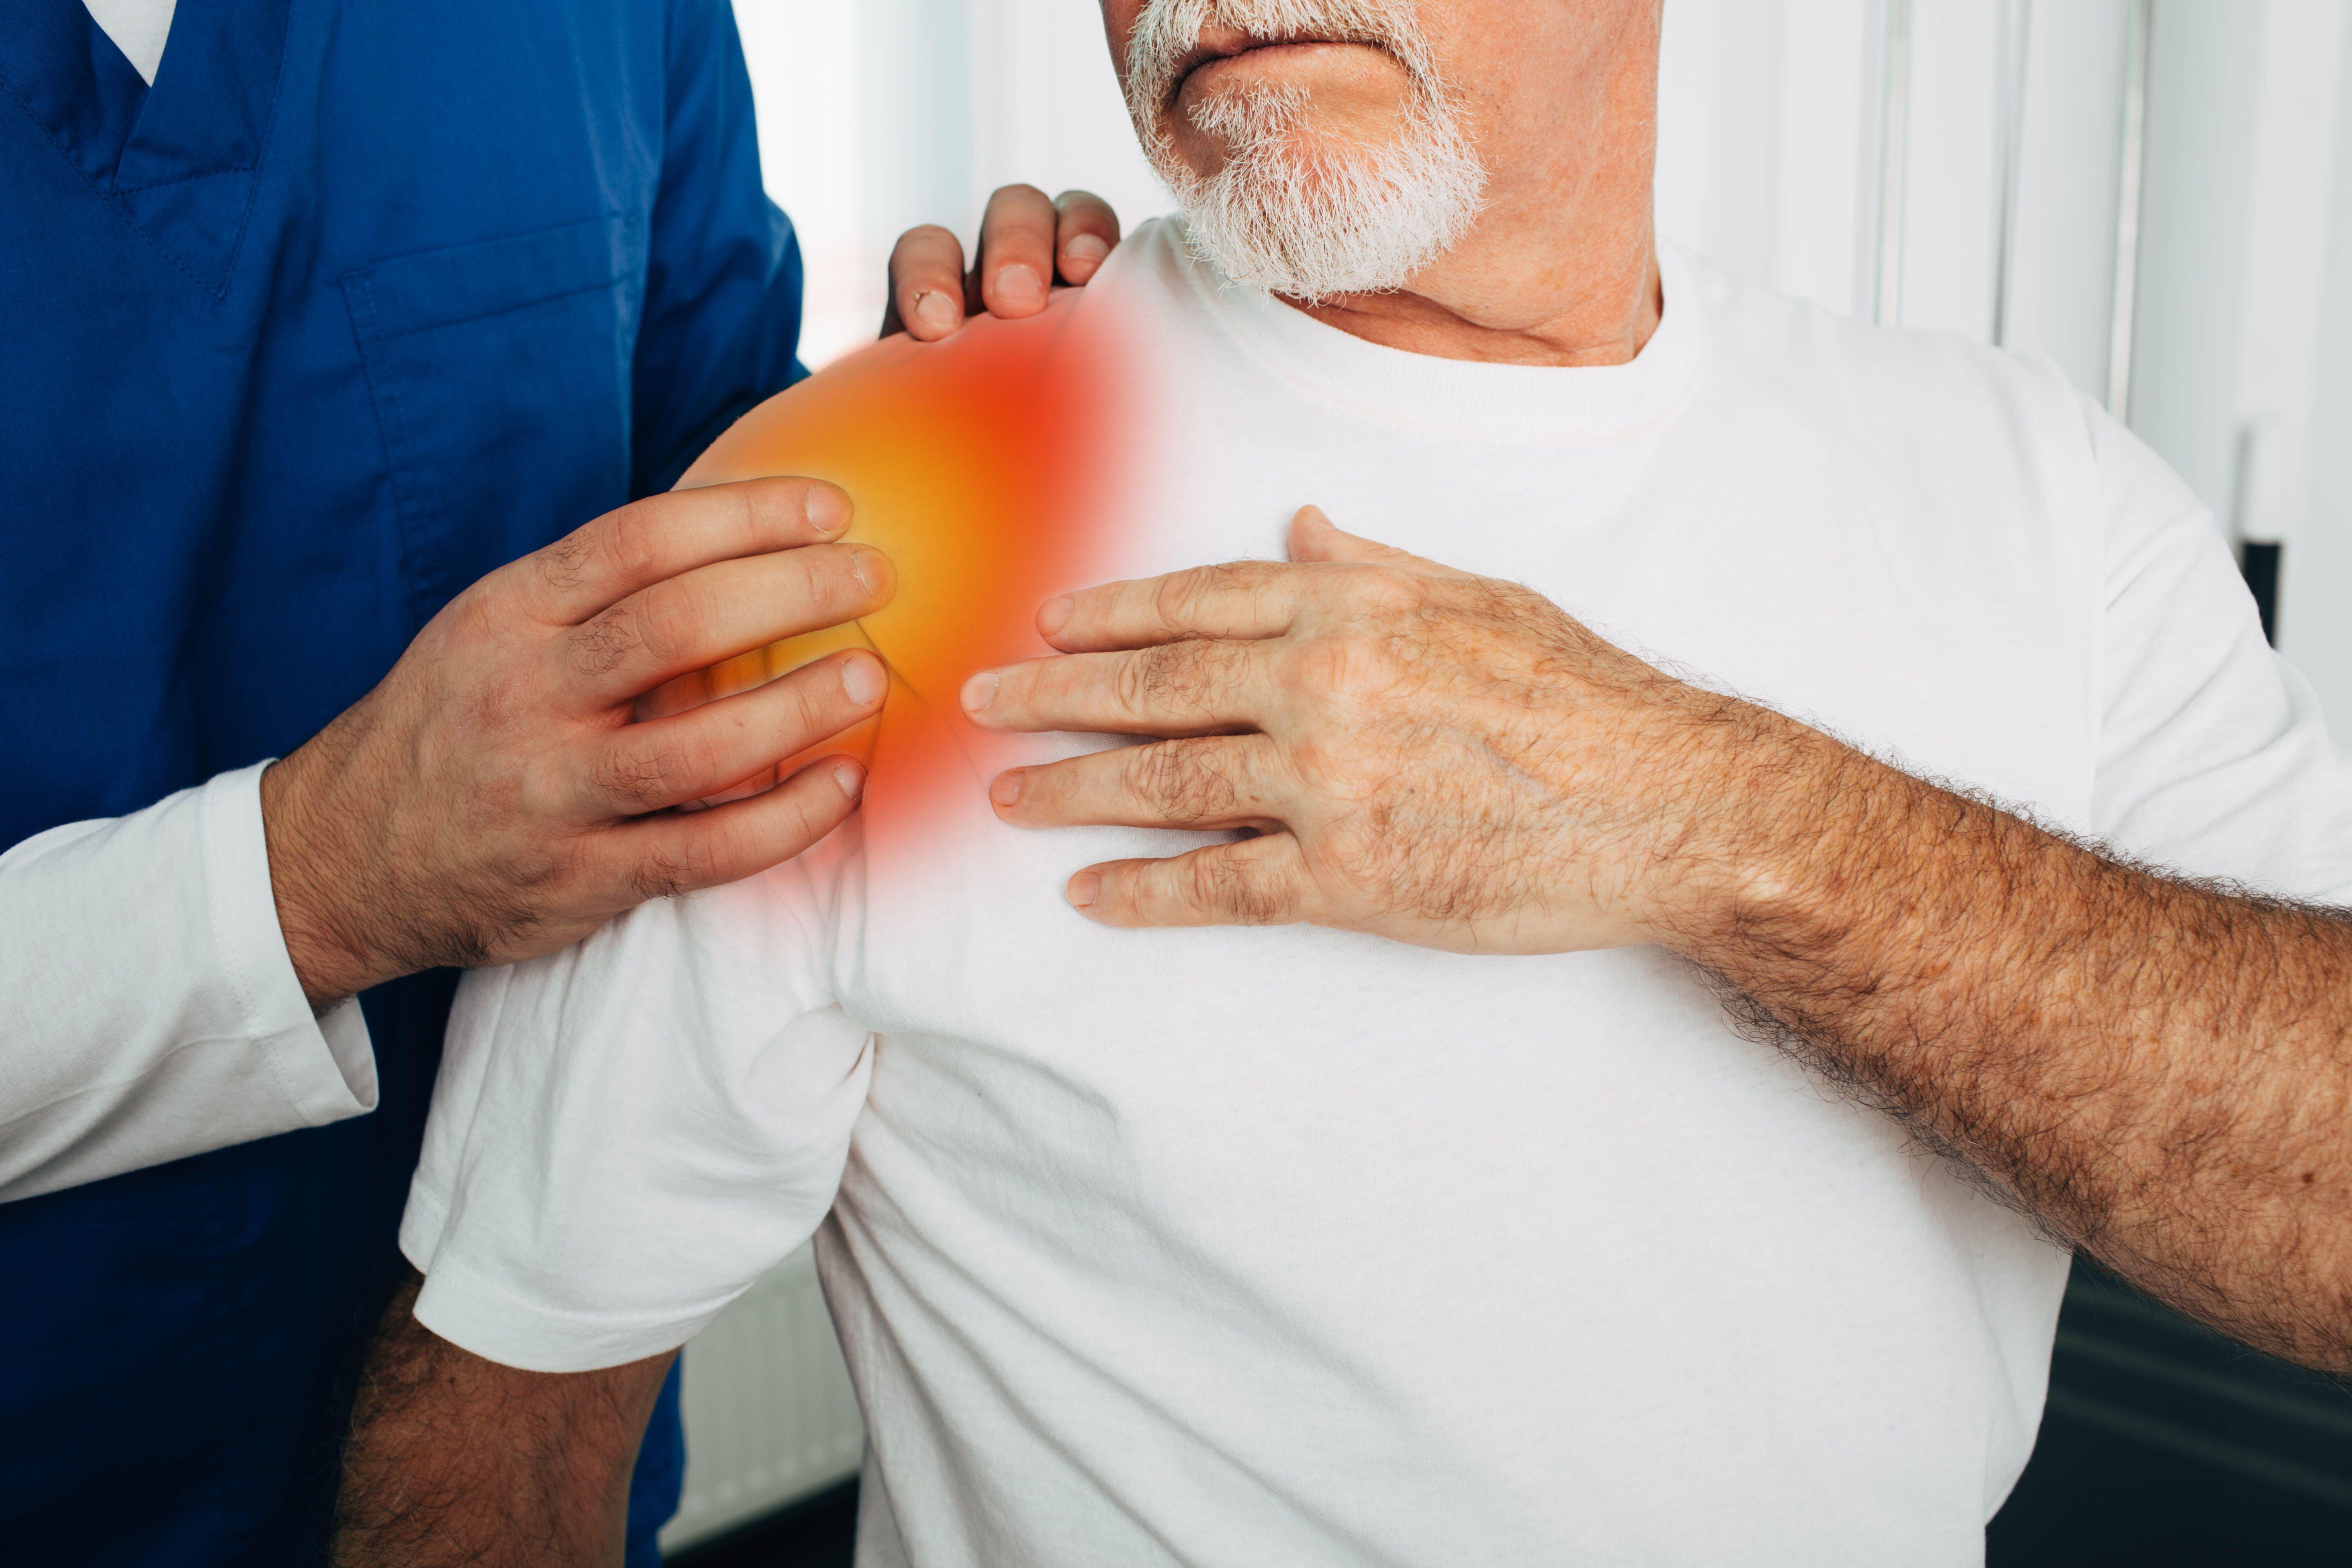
[0,0,292,298]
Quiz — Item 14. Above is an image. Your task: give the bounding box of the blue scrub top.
[0,0,806,1559]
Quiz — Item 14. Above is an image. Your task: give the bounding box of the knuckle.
[535,528,595,595]
[1350,566,1426,616]
[594,507,666,591]
[569,605,641,677]
[737,477,803,543]
[1150,572,1195,626]
[1295,634,1399,708]
[630,846,706,902]
[773,668,840,746]
[1124,643,1212,714]
[1154,561,1243,624]
[778,773,844,842]
[1187,849,1285,926]
[1136,743,1234,824]
[1111,650,1157,715]
[1286,730,1354,795]
[628,589,693,668]
[590,742,688,812]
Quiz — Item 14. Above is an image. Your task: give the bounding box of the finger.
[514,478,855,626]
[1034,560,1311,653]
[577,650,888,817]
[883,224,969,341]
[975,185,1057,320]
[990,735,1282,832]
[961,640,1268,736]
[1284,505,1472,578]
[1052,190,1122,284]
[1067,833,1313,929]
[603,754,867,902]
[562,542,893,709]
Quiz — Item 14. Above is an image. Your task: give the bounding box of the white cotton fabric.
[85,0,177,85]
[403,222,2352,1566]
[0,763,377,1202]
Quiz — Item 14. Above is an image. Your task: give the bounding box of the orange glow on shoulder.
[643,291,1133,814]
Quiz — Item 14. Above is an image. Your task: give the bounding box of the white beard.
[1123,0,1488,302]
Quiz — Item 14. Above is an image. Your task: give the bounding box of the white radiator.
[660,1244,866,1555]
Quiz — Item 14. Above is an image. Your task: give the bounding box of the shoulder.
[1674,247,2115,583]
[1679,247,2091,472]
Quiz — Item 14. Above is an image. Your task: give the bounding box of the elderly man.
[340,0,2352,1563]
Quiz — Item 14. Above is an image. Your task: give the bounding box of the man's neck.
[1284,233,1664,368]
[1279,9,1666,370]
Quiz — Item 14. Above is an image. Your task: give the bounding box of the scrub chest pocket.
[344,213,648,633]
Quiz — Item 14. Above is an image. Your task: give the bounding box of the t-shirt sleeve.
[2087,395,2352,906]
[401,837,871,1373]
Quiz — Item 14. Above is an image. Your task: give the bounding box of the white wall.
[738,0,1164,366]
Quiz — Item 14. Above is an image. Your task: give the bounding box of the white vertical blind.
[2003,0,2133,398]
[1657,0,2136,384]
[2296,33,2352,728]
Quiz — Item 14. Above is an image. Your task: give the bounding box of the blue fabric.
[629,1362,689,1568]
[0,0,804,1561]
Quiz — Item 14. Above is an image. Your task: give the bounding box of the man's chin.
[1172,108,1421,192]
[1178,53,1414,145]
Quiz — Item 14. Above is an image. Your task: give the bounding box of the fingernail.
[913,290,959,336]
[830,758,865,799]
[1062,234,1111,270]
[960,670,998,717]
[996,263,1046,312]
[851,548,891,598]
[805,484,851,537]
[990,770,1024,808]
[1067,871,1100,910]
[840,654,886,705]
[1037,596,1074,638]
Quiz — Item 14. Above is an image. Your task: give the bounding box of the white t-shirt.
[402,222,2352,1566]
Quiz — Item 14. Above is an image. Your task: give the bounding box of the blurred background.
[667,3,2352,1564]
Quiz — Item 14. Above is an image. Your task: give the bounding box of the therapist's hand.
[261,477,894,1008]
[882,185,1122,340]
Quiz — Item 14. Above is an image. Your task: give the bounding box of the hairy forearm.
[1662,713,2352,1368]
[333,1270,673,1567]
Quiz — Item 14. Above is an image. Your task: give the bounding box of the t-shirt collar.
[1174,234,1707,445]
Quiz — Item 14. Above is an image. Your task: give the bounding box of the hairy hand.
[883,184,1122,341]
[962,507,1767,951]
[262,477,894,1007]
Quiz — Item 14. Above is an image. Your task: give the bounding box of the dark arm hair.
[332,1267,676,1567]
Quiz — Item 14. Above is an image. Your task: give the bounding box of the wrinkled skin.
[968,507,1748,951]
